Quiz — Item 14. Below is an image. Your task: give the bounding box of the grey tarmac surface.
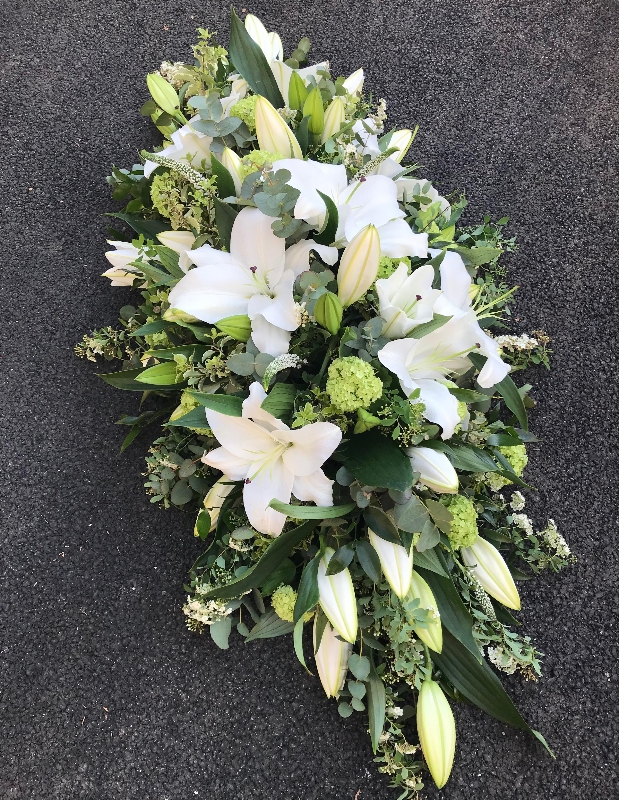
[1,1,618,798]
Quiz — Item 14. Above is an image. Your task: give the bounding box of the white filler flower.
[202,383,342,536]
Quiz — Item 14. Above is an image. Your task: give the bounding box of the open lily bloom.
[277,158,427,257]
[283,238,339,274]
[102,241,145,286]
[377,313,484,439]
[245,13,328,105]
[168,207,300,357]
[432,250,510,386]
[376,262,440,338]
[202,383,342,536]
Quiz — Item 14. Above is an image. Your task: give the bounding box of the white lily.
[461,537,521,610]
[254,96,303,159]
[168,207,300,357]
[202,383,341,536]
[342,68,364,96]
[314,618,352,698]
[317,547,358,643]
[376,262,441,338]
[245,13,328,106]
[102,241,145,286]
[277,157,427,256]
[156,230,195,273]
[407,447,459,494]
[377,313,485,439]
[368,529,413,599]
[432,250,510,387]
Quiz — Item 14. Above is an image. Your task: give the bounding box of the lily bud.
[196,476,235,533]
[417,678,456,789]
[461,537,521,610]
[321,96,346,143]
[407,447,459,494]
[219,147,245,195]
[244,14,282,60]
[303,86,325,136]
[146,72,181,117]
[337,224,380,307]
[215,314,252,342]
[288,70,309,111]
[389,129,414,163]
[156,230,196,273]
[368,528,413,599]
[162,307,199,323]
[313,291,343,335]
[255,96,303,159]
[342,68,364,96]
[408,570,442,653]
[313,618,352,697]
[317,548,358,644]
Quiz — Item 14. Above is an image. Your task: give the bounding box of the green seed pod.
[288,70,309,111]
[215,314,252,342]
[303,86,325,135]
[314,291,343,335]
[146,72,181,117]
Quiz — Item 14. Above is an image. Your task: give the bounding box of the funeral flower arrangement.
[77,10,573,796]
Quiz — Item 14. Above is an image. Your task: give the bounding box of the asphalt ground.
[1,1,618,798]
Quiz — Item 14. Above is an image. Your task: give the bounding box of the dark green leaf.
[433,629,553,755]
[201,519,316,600]
[187,392,243,416]
[170,480,193,505]
[195,509,212,539]
[487,433,524,447]
[211,153,237,199]
[261,383,297,419]
[451,246,503,266]
[449,444,499,473]
[469,352,528,431]
[296,115,310,155]
[348,653,370,681]
[244,609,295,641]
[228,8,285,107]
[425,499,453,535]
[416,567,481,661]
[293,618,310,671]
[133,319,170,336]
[261,557,296,595]
[214,197,238,251]
[364,507,401,544]
[166,407,208,429]
[413,547,449,577]
[448,387,489,403]
[339,430,413,492]
[106,211,170,238]
[99,367,184,392]
[392,495,430,533]
[356,540,382,583]
[416,519,441,551]
[325,543,355,575]
[366,660,386,753]
[294,555,320,623]
[268,499,356,519]
[314,190,339,246]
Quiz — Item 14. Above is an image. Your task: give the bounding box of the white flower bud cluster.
[183,595,232,626]
[510,491,526,510]
[540,519,571,557]
[512,513,534,536]
[159,60,188,88]
[494,333,539,351]
[277,106,297,124]
[488,645,519,674]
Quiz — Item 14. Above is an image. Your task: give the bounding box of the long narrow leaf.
[366,660,386,753]
[469,352,528,431]
[228,8,284,107]
[269,499,356,519]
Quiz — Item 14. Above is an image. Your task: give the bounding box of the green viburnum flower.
[271,585,312,623]
[499,444,528,476]
[443,495,479,549]
[230,95,258,131]
[144,329,170,348]
[150,171,212,232]
[376,256,411,281]
[169,387,210,434]
[326,357,383,413]
[240,149,285,178]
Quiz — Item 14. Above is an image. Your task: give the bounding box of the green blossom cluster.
[326,357,383,412]
[444,495,479,549]
[150,171,212,232]
[240,149,285,178]
[230,95,258,131]
[271,585,312,622]
[376,256,410,281]
[499,444,528,476]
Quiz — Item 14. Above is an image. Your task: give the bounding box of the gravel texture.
[1,1,618,798]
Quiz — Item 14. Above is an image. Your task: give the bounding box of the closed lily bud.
[313,618,352,697]
[162,307,199,323]
[408,570,442,653]
[255,96,303,159]
[157,230,196,273]
[417,678,456,789]
[313,291,343,335]
[368,528,413,599]
[219,147,245,195]
[321,96,346,143]
[342,68,364,96]
[461,537,521,610]
[215,314,252,342]
[303,86,325,136]
[317,548,358,644]
[407,447,459,494]
[288,70,308,111]
[196,476,235,533]
[146,72,181,117]
[389,129,414,163]
[337,224,380,307]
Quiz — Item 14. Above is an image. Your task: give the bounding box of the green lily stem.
[423,644,433,672]
[312,335,337,387]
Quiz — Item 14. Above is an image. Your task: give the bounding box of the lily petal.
[277,422,342,476]
[292,469,334,506]
[250,314,292,357]
[377,218,428,259]
[230,207,286,287]
[204,409,278,463]
[202,446,250,481]
[243,455,294,536]
[284,239,339,276]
